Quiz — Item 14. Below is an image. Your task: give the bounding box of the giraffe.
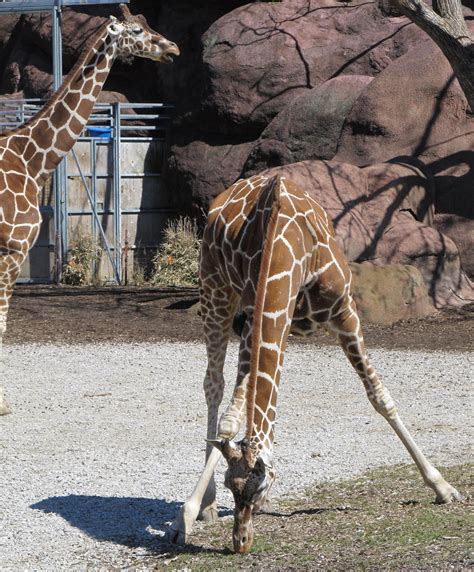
[0,3,179,415]
[169,174,462,553]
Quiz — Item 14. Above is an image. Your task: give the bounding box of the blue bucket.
[87,126,112,139]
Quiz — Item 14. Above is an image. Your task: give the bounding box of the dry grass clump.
[61,234,103,286]
[151,217,200,287]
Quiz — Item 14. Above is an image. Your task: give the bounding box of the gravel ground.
[1,342,472,570]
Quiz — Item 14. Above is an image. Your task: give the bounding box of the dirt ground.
[6,285,474,351]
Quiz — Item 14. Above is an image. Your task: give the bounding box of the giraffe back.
[203,175,339,295]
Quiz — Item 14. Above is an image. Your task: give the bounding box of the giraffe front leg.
[0,254,20,416]
[168,373,248,543]
[167,446,223,545]
[168,272,237,544]
[0,314,11,416]
[329,298,462,504]
[199,367,225,524]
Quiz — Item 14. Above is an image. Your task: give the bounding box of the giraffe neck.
[10,21,117,184]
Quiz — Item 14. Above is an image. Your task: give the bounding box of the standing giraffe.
[169,174,462,553]
[0,4,179,415]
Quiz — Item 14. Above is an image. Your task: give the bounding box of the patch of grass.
[151,217,200,287]
[61,233,103,286]
[138,463,472,571]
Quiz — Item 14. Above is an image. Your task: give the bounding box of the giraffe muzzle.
[159,43,180,64]
[233,505,254,553]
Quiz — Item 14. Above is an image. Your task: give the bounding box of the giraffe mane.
[0,19,110,139]
[245,175,282,439]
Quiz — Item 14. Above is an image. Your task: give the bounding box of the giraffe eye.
[132,27,143,35]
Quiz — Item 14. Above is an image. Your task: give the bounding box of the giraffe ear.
[240,437,250,452]
[240,438,259,468]
[206,439,241,461]
[107,19,124,36]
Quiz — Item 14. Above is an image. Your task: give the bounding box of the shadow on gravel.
[31,495,229,554]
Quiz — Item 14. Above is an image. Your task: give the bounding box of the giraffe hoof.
[199,504,219,522]
[167,501,199,545]
[0,400,11,416]
[436,485,463,504]
[255,498,274,514]
[167,523,187,545]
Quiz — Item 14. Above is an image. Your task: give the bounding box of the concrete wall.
[19,137,177,283]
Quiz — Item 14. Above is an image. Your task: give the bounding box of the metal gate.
[0,99,177,283]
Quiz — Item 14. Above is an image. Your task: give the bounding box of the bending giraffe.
[169,174,462,553]
[0,4,179,415]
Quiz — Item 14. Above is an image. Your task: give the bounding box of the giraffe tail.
[245,175,283,439]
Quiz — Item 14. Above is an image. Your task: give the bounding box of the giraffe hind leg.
[328,298,462,504]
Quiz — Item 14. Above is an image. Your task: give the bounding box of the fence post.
[113,101,122,283]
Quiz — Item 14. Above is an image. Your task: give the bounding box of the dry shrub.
[61,234,103,286]
[129,262,147,286]
[151,217,200,287]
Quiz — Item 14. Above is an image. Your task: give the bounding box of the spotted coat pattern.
[170,174,462,553]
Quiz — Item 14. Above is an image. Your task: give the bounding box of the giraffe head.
[108,4,179,64]
[209,438,275,553]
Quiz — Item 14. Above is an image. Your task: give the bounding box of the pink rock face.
[350,262,436,325]
[166,134,254,212]
[433,214,474,278]
[244,75,373,175]
[260,160,473,308]
[200,0,426,134]
[335,32,474,168]
[0,14,20,49]
[370,212,473,307]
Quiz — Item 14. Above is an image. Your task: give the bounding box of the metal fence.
[0,99,175,283]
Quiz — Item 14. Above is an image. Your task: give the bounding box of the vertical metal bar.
[124,229,129,285]
[52,1,63,91]
[91,137,97,243]
[52,0,68,281]
[113,101,122,283]
[91,137,100,278]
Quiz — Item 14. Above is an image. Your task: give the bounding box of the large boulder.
[368,211,473,307]
[334,32,474,168]
[358,161,472,307]
[166,131,253,212]
[430,149,474,278]
[243,75,373,176]
[0,15,19,46]
[432,214,474,278]
[350,262,436,325]
[198,0,426,135]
